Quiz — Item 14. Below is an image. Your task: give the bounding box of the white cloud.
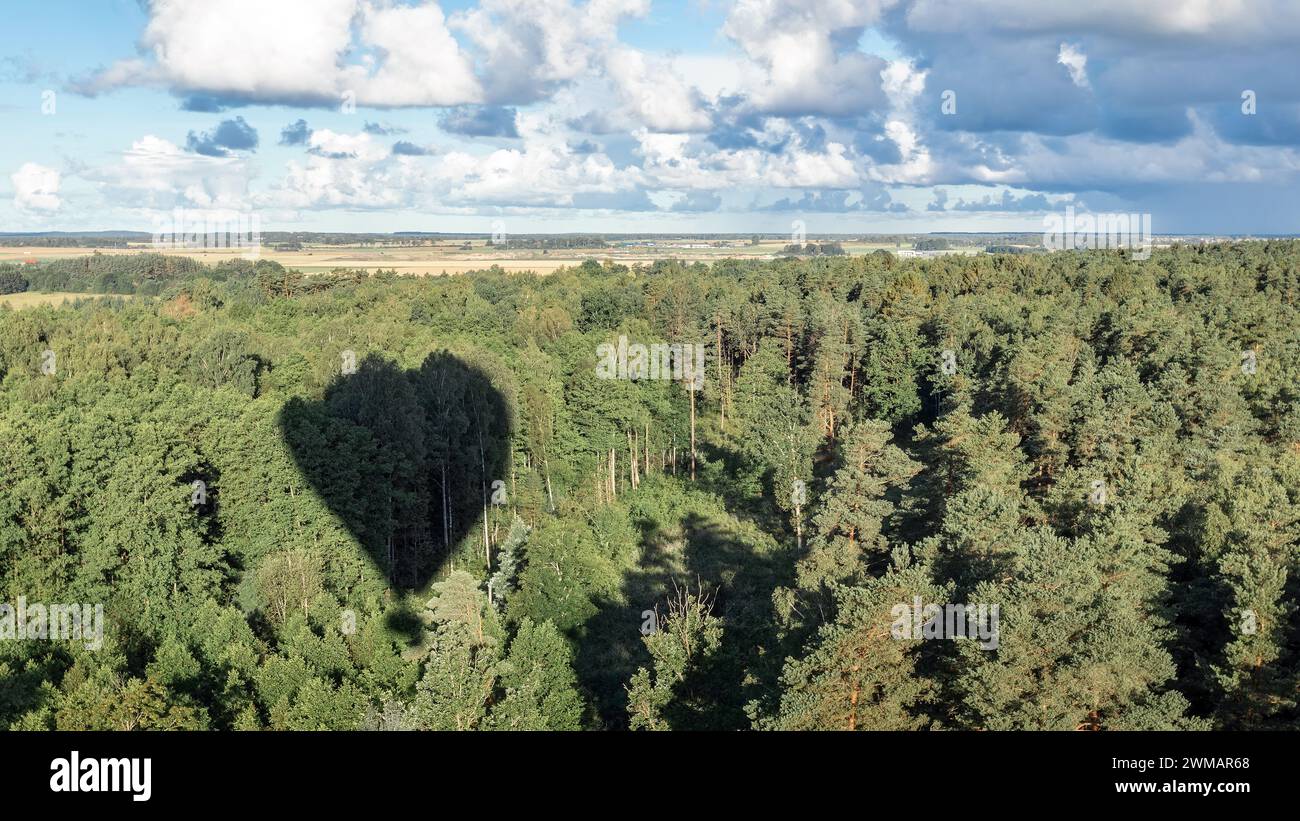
[863,60,935,184]
[1057,42,1090,89]
[80,0,480,107]
[722,0,899,116]
[343,2,483,106]
[436,147,638,207]
[259,121,646,212]
[83,0,358,103]
[451,0,650,103]
[605,48,712,133]
[40,0,1300,229]
[969,113,1300,187]
[307,129,388,162]
[81,136,253,210]
[12,162,61,211]
[632,127,861,191]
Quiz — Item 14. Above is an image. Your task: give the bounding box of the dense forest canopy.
[2,242,1299,730]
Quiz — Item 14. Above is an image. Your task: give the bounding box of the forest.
[1,242,1299,731]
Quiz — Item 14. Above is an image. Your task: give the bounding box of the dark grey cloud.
[764,188,906,213]
[364,121,406,136]
[392,140,435,156]
[180,94,230,113]
[1209,101,1300,146]
[792,120,829,153]
[279,119,312,146]
[705,96,775,152]
[854,127,903,165]
[161,89,336,111]
[439,105,519,138]
[185,116,259,157]
[940,189,1053,212]
[1076,181,1300,234]
[892,14,1300,151]
[309,147,356,160]
[912,36,1097,138]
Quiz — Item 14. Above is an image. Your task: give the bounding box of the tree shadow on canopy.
[279,351,510,639]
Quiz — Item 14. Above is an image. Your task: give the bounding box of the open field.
[0,238,929,277]
[0,291,136,309]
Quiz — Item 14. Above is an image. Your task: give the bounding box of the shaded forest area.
[2,243,1300,730]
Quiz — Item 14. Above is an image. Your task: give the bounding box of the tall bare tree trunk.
[544,454,555,512]
[479,431,489,567]
[441,463,449,548]
[689,387,696,481]
[717,320,725,432]
[628,430,638,489]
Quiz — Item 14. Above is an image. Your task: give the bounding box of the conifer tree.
[797,420,920,596]
[770,557,946,731]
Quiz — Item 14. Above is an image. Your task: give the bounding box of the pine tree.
[769,557,945,730]
[626,586,723,730]
[953,527,1201,730]
[797,420,921,595]
[490,618,585,730]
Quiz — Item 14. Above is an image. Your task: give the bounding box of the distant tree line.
[781,242,846,256]
[487,237,610,250]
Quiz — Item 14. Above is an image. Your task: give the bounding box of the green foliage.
[5,243,1300,730]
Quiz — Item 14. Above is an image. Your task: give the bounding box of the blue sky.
[2,0,1299,234]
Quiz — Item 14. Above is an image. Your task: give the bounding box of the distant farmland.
[0,238,925,277]
[0,291,136,309]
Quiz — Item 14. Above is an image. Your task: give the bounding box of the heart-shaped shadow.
[279,351,510,595]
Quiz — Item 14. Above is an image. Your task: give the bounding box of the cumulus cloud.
[440,106,521,138]
[927,187,1055,212]
[80,136,253,210]
[39,0,1300,227]
[604,48,712,133]
[722,0,898,116]
[434,140,644,208]
[452,0,650,103]
[280,119,313,146]
[75,0,479,108]
[186,116,259,157]
[75,0,357,105]
[73,0,666,111]
[343,1,482,106]
[263,131,412,210]
[364,121,406,136]
[12,163,61,211]
[392,141,436,156]
[306,129,385,161]
[764,186,906,213]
